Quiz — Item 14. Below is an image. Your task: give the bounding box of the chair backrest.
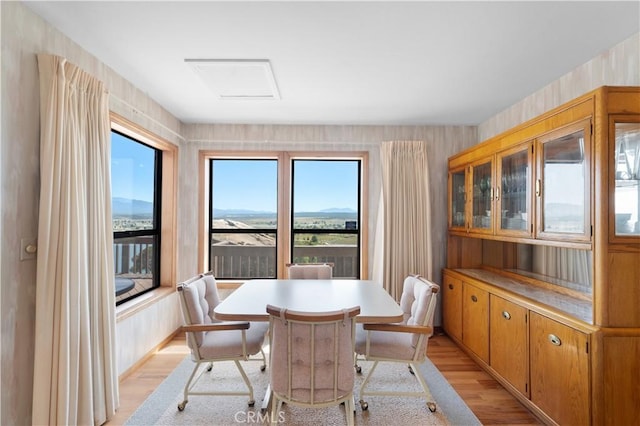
[177,272,221,348]
[267,304,360,405]
[286,263,334,279]
[398,275,440,350]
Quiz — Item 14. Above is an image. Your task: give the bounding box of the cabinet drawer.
[530,312,590,425]
[490,295,528,396]
[462,282,489,363]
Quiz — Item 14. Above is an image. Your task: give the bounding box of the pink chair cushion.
[270,312,355,403]
[399,276,436,347]
[180,274,267,359]
[181,274,221,347]
[197,322,269,359]
[355,276,439,361]
[354,324,418,360]
[287,264,333,279]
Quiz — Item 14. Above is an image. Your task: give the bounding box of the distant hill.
[319,208,356,213]
[113,201,356,218]
[112,197,153,216]
[214,208,275,216]
[214,207,356,216]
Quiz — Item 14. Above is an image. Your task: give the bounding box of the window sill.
[116,286,174,322]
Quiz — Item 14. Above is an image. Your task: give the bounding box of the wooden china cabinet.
[444,86,640,425]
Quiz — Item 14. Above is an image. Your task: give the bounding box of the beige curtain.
[32,54,118,425]
[378,141,433,300]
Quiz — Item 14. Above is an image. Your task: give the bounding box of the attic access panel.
[185,59,280,100]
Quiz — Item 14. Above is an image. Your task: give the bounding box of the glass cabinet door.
[536,120,591,241]
[449,167,467,229]
[613,120,640,238]
[496,142,532,236]
[470,159,493,233]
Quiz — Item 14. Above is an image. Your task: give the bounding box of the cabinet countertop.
[451,268,593,324]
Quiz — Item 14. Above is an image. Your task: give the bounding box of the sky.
[212,159,359,212]
[111,130,359,212]
[111,132,156,202]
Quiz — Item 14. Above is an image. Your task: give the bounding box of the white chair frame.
[177,273,267,411]
[357,276,439,413]
[267,304,360,426]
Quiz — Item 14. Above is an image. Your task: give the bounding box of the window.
[209,158,278,279]
[291,159,361,278]
[204,152,367,280]
[110,114,178,307]
[111,130,161,304]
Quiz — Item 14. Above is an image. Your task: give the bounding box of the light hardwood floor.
[107,333,542,425]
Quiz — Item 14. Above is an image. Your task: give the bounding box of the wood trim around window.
[198,150,368,281]
[110,112,178,290]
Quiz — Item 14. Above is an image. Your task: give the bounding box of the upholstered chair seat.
[354,275,439,413]
[177,272,267,411]
[267,304,360,426]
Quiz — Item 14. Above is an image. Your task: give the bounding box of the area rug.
[125,356,480,426]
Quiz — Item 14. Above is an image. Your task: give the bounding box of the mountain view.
[112,197,153,217]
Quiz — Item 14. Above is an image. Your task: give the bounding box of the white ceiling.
[25,1,639,126]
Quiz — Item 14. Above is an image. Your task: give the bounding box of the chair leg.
[178,361,207,411]
[259,348,267,371]
[344,396,355,426]
[410,362,437,412]
[233,360,256,406]
[270,395,283,426]
[358,360,380,410]
[353,353,362,374]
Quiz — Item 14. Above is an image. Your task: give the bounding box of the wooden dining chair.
[354,274,440,412]
[267,304,360,425]
[285,262,334,279]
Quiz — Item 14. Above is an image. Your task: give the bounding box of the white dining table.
[213,279,404,323]
[213,278,404,413]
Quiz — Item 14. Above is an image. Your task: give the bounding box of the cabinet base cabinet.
[490,295,529,397]
[596,334,640,425]
[462,282,490,363]
[442,272,463,342]
[529,312,590,426]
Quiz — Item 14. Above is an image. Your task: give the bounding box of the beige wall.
[178,125,476,284]
[479,33,640,140]
[1,3,183,424]
[1,1,637,424]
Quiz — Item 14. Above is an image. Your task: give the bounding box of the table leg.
[261,384,272,414]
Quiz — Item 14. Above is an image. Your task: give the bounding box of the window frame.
[111,113,178,311]
[112,128,162,304]
[208,157,280,280]
[199,150,368,283]
[290,158,362,278]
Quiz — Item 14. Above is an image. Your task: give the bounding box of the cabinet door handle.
[548,334,562,346]
[495,186,500,201]
[502,311,511,320]
[535,179,541,197]
[471,295,478,303]
[448,283,454,290]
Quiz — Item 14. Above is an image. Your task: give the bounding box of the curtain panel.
[32,54,118,425]
[378,141,433,300]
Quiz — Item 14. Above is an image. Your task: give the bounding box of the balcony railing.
[114,236,155,303]
[112,238,358,298]
[210,244,358,279]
